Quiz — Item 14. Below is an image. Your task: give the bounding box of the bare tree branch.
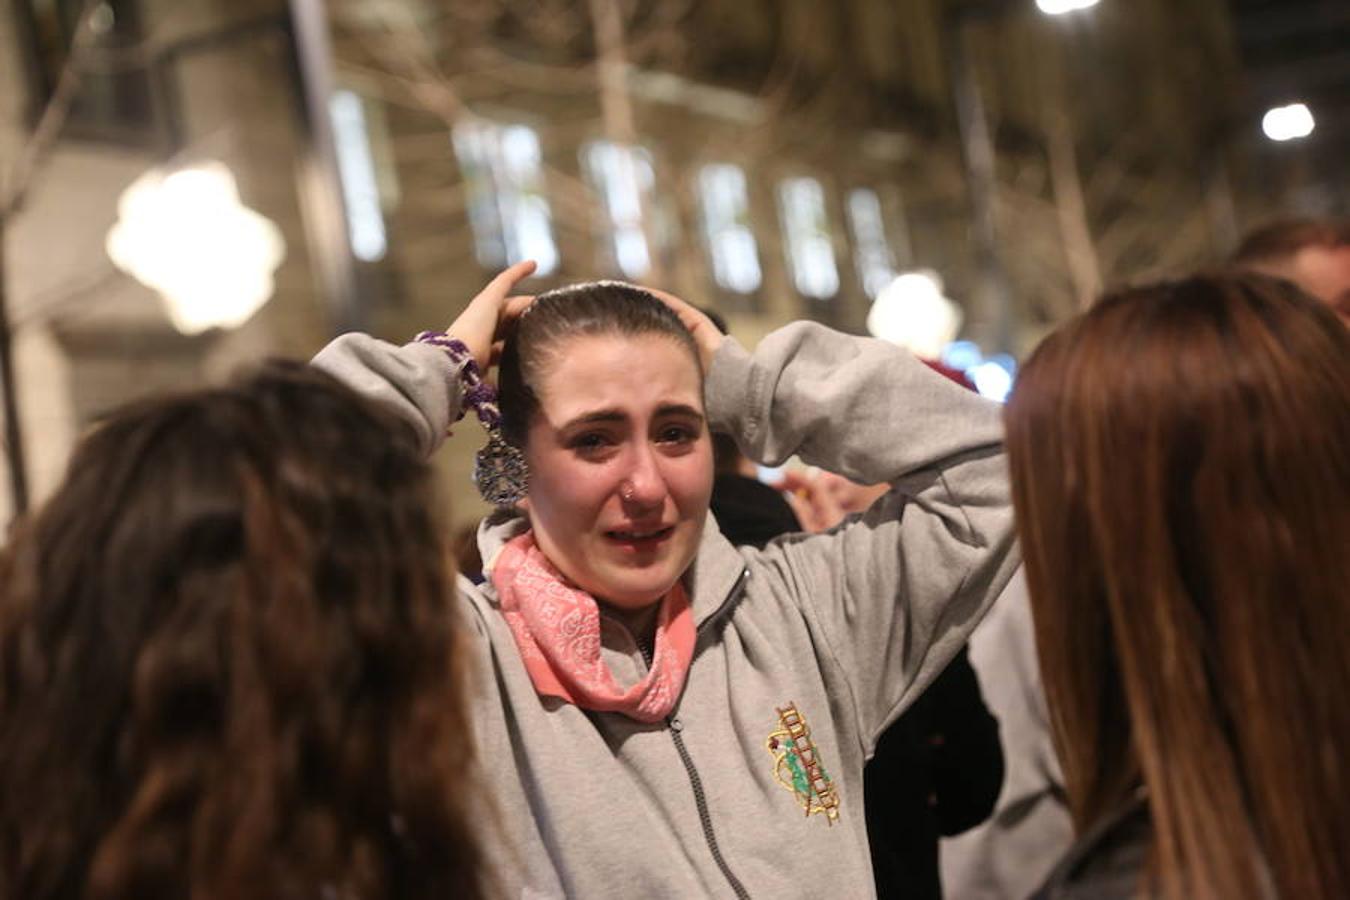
[1,0,104,220]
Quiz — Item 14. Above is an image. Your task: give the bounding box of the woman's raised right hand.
[443,260,538,371]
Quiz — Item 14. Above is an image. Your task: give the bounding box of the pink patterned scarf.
[489,532,695,724]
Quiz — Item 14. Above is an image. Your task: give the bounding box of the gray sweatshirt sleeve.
[705,321,1019,750]
[310,333,466,457]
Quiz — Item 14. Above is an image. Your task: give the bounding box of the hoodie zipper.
[667,715,751,900]
[640,568,752,900]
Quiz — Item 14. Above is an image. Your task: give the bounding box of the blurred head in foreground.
[1005,273,1350,900]
[0,361,486,900]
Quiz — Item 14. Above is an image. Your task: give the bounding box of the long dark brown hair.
[1006,273,1350,900]
[0,362,487,900]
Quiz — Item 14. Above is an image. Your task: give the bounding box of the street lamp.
[1036,0,1100,14]
[866,271,963,359]
[1262,102,1316,142]
[106,161,287,335]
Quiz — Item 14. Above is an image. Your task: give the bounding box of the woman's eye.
[570,433,613,454]
[657,425,697,445]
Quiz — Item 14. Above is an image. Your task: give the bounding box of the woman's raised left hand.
[644,287,725,373]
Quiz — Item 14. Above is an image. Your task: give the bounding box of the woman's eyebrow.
[655,403,705,421]
[558,403,704,431]
[558,409,627,431]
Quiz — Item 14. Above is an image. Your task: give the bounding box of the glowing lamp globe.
[106,162,286,335]
[866,271,964,360]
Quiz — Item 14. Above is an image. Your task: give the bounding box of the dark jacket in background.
[710,472,1004,900]
[709,472,802,550]
[866,648,1005,899]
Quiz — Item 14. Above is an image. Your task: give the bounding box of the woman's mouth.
[604,526,675,551]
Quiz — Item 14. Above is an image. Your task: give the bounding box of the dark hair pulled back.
[497,281,701,447]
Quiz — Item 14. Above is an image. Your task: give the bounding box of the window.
[582,140,656,278]
[16,0,155,141]
[452,120,559,275]
[777,177,839,299]
[330,90,394,263]
[697,164,762,294]
[846,188,897,298]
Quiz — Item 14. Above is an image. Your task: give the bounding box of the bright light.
[941,340,983,372]
[583,141,654,278]
[941,344,1017,402]
[778,177,840,300]
[330,90,388,262]
[698,164,762,293]
[847,188,896,298]
[1037,0,1100,14]
[1262,103,1316,142]
[866,270,963,359]
[106,161,286,335]
[971,359,1015,402]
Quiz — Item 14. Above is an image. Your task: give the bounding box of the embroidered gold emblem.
[765,701,841,825]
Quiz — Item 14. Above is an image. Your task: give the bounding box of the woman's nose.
[620,446,667,509]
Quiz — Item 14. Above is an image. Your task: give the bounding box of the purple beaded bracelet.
[413,331,503,430]
[413,330,529,506]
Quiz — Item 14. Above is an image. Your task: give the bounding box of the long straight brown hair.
[1005,273,1350,900]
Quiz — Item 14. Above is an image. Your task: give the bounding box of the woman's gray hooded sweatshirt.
[313,320,1020,899]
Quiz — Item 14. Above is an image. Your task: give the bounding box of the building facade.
[0,0,1286,527]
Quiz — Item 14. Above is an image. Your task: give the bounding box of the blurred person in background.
[1233,217,1350,325]
[708,429,803,547]
[861,642,1003,900]
[697,307,804,549]
[1006,273,1350,900]
[0,362,489,900]
[939,571,1071,900]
